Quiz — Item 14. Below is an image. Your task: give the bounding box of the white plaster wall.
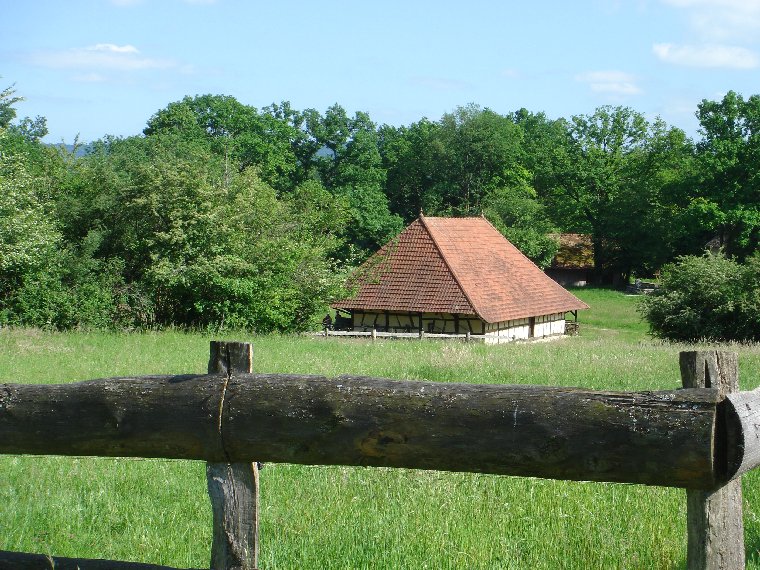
[484,314,566,344]
[352,312,567,342]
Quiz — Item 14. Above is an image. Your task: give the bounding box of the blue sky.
[2,0,759,142]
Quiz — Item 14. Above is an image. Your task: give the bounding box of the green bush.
[638,252,760,342]
[3,251,147,331]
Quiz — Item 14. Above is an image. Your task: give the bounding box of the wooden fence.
[1,341,760,569]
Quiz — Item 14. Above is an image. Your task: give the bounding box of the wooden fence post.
[207,341,259,570]
[680,351,745,570]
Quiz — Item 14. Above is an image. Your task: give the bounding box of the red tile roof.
[333,216,588,323]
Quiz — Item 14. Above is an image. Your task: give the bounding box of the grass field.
[2,288,760,569]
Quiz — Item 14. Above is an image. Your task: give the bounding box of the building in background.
[544,233,594,287]
[332,216,588,343]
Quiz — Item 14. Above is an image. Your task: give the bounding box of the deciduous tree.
[692,91,760,259]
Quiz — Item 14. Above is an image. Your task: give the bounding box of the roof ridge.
[419,215,481,319]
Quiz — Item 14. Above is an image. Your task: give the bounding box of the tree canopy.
[2,83,759,332]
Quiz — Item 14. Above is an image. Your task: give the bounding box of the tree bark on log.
[0,373,724,488]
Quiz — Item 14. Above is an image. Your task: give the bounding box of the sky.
[2,0,760,143]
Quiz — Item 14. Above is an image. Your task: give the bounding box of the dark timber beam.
[0,550,199,570]
[0,373,729,489]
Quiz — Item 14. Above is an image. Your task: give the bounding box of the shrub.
[4,252,142,331]
[638,252,760,342]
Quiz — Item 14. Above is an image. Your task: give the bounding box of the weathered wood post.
[207,341,259,570]
[680,351,744,570]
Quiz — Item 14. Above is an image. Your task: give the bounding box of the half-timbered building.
[332,216,588,343]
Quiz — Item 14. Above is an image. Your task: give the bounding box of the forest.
[1,83,759,332]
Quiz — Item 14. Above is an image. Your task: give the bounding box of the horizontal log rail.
[2,371,759,489]
[2,343,759,569]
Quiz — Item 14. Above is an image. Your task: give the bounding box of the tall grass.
[1,288,760,568]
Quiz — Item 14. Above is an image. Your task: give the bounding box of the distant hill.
[45,142,93,157]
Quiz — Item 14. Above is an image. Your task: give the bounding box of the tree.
[434,104,524,215]
[0,81,23,129]
[0,138,61,293]
[380,106,560,264]
[535,106,668,283]
[692,91,760,259]
[262,101,323,187]
[379,119,443,221]
[60,133,349,332]
[300,104,402,257]
[592,118,696,281]
[381,105,527,218]
[0,124,131,330]
[510,108,573,217]
[144,94,298,191]
[482,166,559,268]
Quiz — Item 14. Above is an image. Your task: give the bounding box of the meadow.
[2,288,760,569]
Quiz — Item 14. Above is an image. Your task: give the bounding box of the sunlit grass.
[2,288,760,568]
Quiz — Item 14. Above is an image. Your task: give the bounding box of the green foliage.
[638,253,760,342]
[6,76,760,334]
[290,104,403,257]
[0,145,60,282]
[144,94,299,191]
[691,91,760,259]
[606,119,696,278]
[0,81,23,129]
[10,254,136,331]
[382,105,525,219]
[546,106,651,280]
[481,167,558,268]
[434,104,524,215]
[528,105,697,282]
[59,135,349,332]
[379,119,442,220]
[381,105,554,263]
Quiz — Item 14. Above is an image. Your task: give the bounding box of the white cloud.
[575,71,642,96]
[661,0,760,41]
[27,44,176,72]
[88,43,139,54]
[653,42,759,68]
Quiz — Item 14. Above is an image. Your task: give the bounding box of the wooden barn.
[544,233,595,287]
[332,216,589,344]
